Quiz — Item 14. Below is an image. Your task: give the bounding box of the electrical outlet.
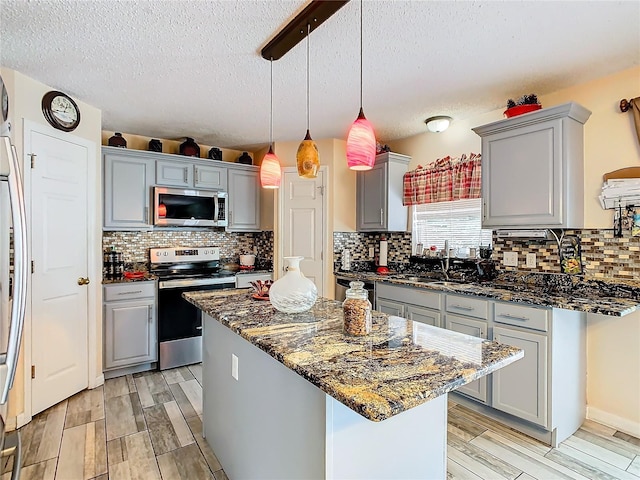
[503,251,518,266]
[369,246,375,258]
[526,253,537,268]
[231,354,239,381]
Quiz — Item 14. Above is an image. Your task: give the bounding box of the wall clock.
[41,90,80,132]
[0,75,8,123]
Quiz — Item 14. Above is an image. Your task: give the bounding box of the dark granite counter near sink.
[335,270,640,316]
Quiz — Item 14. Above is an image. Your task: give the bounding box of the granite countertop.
[335,271,640,317]
[183,289,523,422]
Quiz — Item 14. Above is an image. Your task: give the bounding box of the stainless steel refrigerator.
[0,84,28,478]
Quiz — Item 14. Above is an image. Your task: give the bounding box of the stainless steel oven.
[151,247,235,370]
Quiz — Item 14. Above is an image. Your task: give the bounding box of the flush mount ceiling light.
[346,0,376,171]
[425,115,452,133]
[296,23,320,179]
[260,58,281,189]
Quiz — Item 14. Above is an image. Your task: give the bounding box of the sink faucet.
[440,240,450,280]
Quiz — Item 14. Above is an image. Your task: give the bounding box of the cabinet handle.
[229,211,232,225]
[117,290,143,295]
[145,207,149,223]
[196,326,203,330]
[184,168,189,183]
[498,314,529,322]
[148,305,153,322]
[380,209,384,226]
[450,304,474,311]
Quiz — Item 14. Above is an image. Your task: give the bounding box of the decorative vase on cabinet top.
[269,256,318,313]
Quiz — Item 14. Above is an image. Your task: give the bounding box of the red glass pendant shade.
[347,108,376,170]
[260,146,281,189]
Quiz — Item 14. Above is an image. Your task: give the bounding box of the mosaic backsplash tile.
[333,229,640,281]
[103,230,274,264]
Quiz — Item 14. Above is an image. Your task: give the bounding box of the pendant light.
[260,58,282,189]
[346,0,376,171]
[296,23,320,179]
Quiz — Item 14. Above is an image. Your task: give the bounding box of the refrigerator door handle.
[1,139,28,403]
[1,430,21,480]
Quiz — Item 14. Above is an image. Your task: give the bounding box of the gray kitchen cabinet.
[492,325,548,427]
[103,281,157,378]
[444,311,488,403]
[356,152,410,232]
[103,147,155,230]
[375,283,442,327]
[472,102,591,229]
[227,166,260,232]
[194,163,227,190]
[156,160,192,187]
[156,160,227,190]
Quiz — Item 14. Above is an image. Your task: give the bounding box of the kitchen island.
[184,289,523,480]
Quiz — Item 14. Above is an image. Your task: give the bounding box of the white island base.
[202,314,448,480]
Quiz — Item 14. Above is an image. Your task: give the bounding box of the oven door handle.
[158,278,236,289]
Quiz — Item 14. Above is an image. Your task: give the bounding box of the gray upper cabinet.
[473,102,591,229]
[103,147,155,230]
[227,167,260,232]
[156,160,227,190]
[357,152,410,232]
[194,163,227,190]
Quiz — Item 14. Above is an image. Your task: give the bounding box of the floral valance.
[402,153,482,205]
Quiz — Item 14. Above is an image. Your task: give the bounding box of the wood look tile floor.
[1,364,637,480]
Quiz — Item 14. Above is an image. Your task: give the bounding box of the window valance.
[402,153,482,205]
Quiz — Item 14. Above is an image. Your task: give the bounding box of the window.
[412,198,492,255]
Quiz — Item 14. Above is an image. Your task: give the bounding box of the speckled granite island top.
[184,289,523,422]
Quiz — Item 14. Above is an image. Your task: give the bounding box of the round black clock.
[0,75,8,123]
[42,90,80,132]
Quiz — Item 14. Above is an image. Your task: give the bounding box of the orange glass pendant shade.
[260,146,281,189]
[347,108,376,170]
[296,130,320,178]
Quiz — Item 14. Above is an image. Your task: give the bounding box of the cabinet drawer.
[376,283,441,310]
[494,303,548,332]
[104,281,156,301]
[446,295,488,320]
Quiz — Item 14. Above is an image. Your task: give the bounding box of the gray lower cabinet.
[375,283,441,327]
[103,281,157,376]
[492,325,548,427]
[227,167,260,231]
[103,148,155,230]
[444,312,488,403]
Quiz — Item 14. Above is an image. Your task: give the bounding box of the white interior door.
[27,127,89,415]
[280,167,326,295]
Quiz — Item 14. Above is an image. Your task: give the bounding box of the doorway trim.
[18,119,100,427]
[276,166,329,295]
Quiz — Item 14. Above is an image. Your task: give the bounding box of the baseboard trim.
[90,373,105,389]
[587,406,640,438]
[16,412,31,429]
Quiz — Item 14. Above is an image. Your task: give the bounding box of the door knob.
[77,277,90,285]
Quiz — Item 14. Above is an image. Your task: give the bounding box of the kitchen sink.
[427,281,469,288]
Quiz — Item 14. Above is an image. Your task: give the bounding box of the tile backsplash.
[333,229,640,281]
[103,230,274,263]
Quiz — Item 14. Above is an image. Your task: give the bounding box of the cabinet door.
[104,153,155,229]
[406,304,440,327]
[492,325,548,427]
[104,299,157,369]
[156,160,192,187]
[481,119,561,227]
[445,313,488,403]
[376,298,404,317]
[227,169,260,231]
[356,162,386,231]
[194,164,227,190]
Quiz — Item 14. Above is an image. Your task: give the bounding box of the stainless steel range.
[150,247,235,370]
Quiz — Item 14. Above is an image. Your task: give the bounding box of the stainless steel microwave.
[153,186,227,227]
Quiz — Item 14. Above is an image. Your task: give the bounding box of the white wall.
[388,66,640,436]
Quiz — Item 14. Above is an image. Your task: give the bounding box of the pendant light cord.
[269,57,274,147]
[306,23,311,132]
[359,0,363,109]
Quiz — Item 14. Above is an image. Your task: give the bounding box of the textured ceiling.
[1,0,639,151]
